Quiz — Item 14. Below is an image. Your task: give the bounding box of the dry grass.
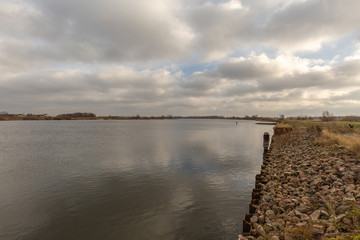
[319,129,360,157]
[276,122,293,128]
[281,120,360,130]
[279,120,360,156]
[285,224,313,240]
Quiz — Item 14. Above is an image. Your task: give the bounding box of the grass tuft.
[320,129,360,157]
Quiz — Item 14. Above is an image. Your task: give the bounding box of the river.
[0,119,273,240]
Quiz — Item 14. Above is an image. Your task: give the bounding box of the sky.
[1,0,360,117]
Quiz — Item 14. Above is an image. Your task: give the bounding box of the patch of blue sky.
[296,34,359,62]
[178,61,220,76]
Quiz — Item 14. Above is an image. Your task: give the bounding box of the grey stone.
[250,215,258,223]
[256,225,266,236]
[238,234,249,240]
[310,210,321,221]
[326,225,337,233]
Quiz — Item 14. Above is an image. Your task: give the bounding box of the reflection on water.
[0,120,272,240]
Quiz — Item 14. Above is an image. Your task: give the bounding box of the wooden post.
[263,132,270,152]
[243,214,252,233]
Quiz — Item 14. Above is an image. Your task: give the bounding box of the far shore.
[0,115,279,122]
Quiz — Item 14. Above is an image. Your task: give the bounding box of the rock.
[238,234,249,240]
[292,216,300,223]
[345,184,355,192]
[266,223,276,232]
[275,219,285,227]
[343,196,356,202]
[263,194,271,201]
[258,214,265,224]
[265,210,275,219]
[271,236,280,240]
[294,210,302,216]
[343,217,352,225]
[311,225,324,236]
[336,205,350,214]
[300,214,310,221]
[256,225,266,237]
[250,215,258,223]
[296,206,313,213]
[320,210,329,217]
[296,222,306,227]
[313,224,324,230]
[313,178,323,185]
[250,228,257,236]
[336,214,346,220]
[342,175,354,184]
[326,225,337,233]
[310,210,321,221]
[319,219,331,227]
[272,206,284,215]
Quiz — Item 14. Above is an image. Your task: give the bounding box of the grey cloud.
[0,67,177,114]
[221,83,258,96]
[184,2,254,59]
[1,0,360,116]
[176,52,360,100]
[332,89,360,101]
[262,0,360,50]
[333,59,360,78]
[179,73,221,96]
[217,58,279,80]
[2,0,360,69]
[258,72,329,92]
[1,0,193,66]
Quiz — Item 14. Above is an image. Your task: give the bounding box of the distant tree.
[341,115,360,122]
[279,114,285,120]
[321,110,335,122]
[296,115,308,120]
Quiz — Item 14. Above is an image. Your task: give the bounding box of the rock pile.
[239,128,360,240]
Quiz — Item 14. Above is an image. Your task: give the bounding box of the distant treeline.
[1,111,359,122]
[0,112,97,121]
[56,112,96,120]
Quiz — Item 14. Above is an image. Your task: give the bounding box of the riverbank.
[239,123,360,240]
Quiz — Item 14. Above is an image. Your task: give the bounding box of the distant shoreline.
[255,122,277,125]
[0,115,278,122]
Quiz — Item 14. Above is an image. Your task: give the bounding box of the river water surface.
[0,119,273,240]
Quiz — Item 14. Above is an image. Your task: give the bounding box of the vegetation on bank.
[0,112,282,121]
[278,119,360,158]
[1,110,360,123]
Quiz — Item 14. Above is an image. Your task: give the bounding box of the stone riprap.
[239,127,360,240]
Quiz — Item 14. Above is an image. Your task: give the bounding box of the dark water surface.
[0,120,273,240]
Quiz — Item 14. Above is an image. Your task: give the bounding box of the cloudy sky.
[1,0,360,116]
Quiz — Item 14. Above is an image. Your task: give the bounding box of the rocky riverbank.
[239,127,360,240]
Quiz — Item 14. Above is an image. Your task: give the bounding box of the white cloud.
[1,0,360,115]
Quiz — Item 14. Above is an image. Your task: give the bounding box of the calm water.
[0,119,272,240]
